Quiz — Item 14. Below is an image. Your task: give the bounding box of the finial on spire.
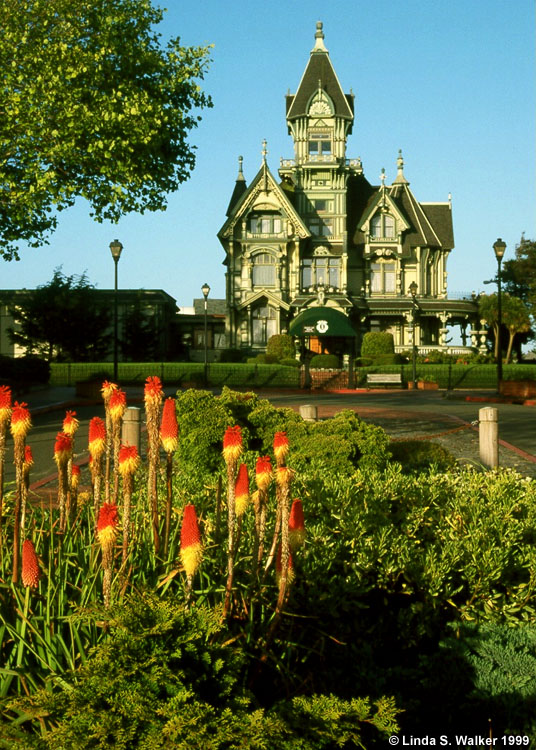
[380,168,386,186]
[312,21,327,52]
[237,155,244,180]
[393,149,409,185]
[261,139,268,164]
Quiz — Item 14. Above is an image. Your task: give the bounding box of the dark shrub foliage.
[266,333,295,362]
[361,332,395,356]
[389,439,456,472]
[309,354,340,369]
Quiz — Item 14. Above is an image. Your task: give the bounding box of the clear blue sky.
[1,0,534,306]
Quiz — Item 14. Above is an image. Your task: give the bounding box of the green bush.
[388,439,456,472]
[266,333,295,362]
[309,353,340,369]
[0,354,51,386]
[361,332,395,357]
[279,357,300,368]
[246,353,277,364]
[18,593,399,749]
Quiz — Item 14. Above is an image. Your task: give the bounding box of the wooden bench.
[366,373,402,388]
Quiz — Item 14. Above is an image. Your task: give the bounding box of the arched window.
[252,305,277,345]
[252,252,276,286]
[370,213,395,239]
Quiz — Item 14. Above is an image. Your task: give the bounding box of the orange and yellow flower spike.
[160,397,178,454]
[180,504,203,580]
[289,498,306,550]
[21,539,40,589]
[235,463,250,517]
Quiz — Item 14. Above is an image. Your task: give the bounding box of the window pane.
[384,216,395,238]
[308,141,319,154]
[252,265,275,285]
[321,141,331,154]
[266,318,277,339]
[260,218,270,233]
[252,319,264,344]
[371,263,381,292]
[302,260,312,287]
[273,218,282,233]
[329,260,340,287]
[249,217,258,232]
[322,221,332,236]
[384,269,396,292]
[371,215,382,237]
[314,199,327,211]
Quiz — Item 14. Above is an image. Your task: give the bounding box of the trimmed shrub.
[246,353,277,364]
[309,354,340,369]
[266,333,295,362]
[0,354,51,386]
[361,332,395,357]
[388,439,456,472]
[279,357,300,368]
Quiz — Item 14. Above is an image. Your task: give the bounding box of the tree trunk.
[505,331,515,365]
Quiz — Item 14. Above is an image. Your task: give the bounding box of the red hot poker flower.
[289,498,306,550]
[24,444,34,467]
[235,463,250,517]
[276,466,293,488]
[22,540,40,589]
[180,504,203,578]
[101,381,118,401]
[273,431,289,465]
[88,417,106,460]
[118,444,141,477]
[62,410,79,436]
[160,398,178,454]
[0,385,12,427]
[54,432,72,467]
[223,425,242,464]
[108,389,127,423]
[255,456,272,491]
[71,464,81,489]
[10,402,31,440]
[97,503,119,550]
[144,376,163,405]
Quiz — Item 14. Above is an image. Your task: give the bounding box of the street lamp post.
[201,283,210,386]
[109,239,123,382]
[493,237,507,391]
[409,281,418,389]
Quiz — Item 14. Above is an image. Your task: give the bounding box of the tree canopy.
[478,292,532,364]
[4,268,112,360]
[1,0,212,259]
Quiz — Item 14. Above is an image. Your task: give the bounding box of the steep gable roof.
[286,22,353,123]
[218,160,310,241]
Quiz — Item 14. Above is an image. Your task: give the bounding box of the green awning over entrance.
[289,306,356,338]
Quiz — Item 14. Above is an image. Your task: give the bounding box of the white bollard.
[479,407,498,469]
[122,406,141,452]
[299,404,318,422]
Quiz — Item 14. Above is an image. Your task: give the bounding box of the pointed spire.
[225,155,248,217]
[312,21,327,53]
[393,149,409,184]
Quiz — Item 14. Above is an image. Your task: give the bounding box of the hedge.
[356,363,536,389]
[49,362,301,388]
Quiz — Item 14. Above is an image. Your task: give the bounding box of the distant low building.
[218,22,483,359]
[175,298,228,362]
[0,288,180,361]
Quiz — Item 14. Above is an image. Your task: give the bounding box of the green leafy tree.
[5,268,112,361]
[478,292,532,364]
[1,0,212,259]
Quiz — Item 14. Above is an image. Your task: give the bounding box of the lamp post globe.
[202,283,210,386]
[109,240,123,382]
[408,282,418,390]
[493,238,506,391]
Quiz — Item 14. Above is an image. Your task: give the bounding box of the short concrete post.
[479,407,498,469]
[299,404,318,422]
[122,406,141,452]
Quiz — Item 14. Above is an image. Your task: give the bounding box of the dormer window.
[370,213,395,239]
[252,252,276,286]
